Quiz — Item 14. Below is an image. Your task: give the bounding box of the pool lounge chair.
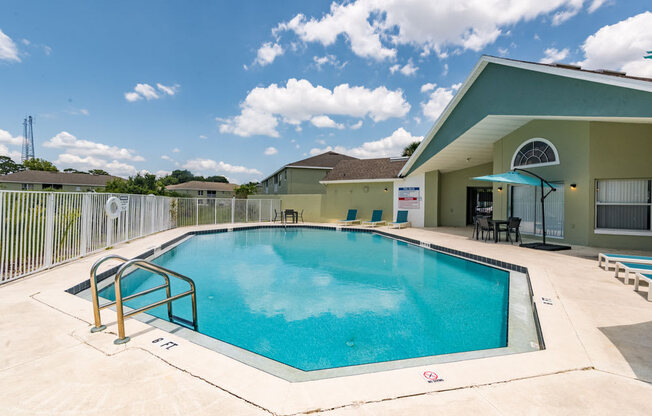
[389,210,410,229]
[337,209,361,226]
[614,262,652,285]
[633,272,652,301]
[362,210,386,227]
[598,253,652,270]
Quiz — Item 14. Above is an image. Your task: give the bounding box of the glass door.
[510,184,564,238]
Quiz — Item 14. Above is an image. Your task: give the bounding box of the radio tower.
[22,116,35,162]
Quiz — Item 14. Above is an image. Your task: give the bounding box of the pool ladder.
[89,255,198,345]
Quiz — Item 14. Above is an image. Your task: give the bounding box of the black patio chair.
[471,215,478,239]
[506,217,522,244]
[477,216,493,242]
[272,209,279,222]
[299,209,304,223]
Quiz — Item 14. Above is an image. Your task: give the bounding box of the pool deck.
[1,223,651,415]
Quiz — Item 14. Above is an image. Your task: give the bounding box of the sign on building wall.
[398,187,420,209]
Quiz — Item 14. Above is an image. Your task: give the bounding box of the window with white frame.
[511,138,559,169]
[595,179,652,232]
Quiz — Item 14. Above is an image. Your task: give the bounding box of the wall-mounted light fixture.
[383,187,388,192]
[497,186,503,192]
[570,183,577,190]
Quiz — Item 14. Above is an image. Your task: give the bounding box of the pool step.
[170,314,196,330]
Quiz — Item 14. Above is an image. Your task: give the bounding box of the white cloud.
[199,135,207,139]
[0,144,21,161]
[390,60,418,76]
[183,158,262,176]
[254,42,284,66]
[43,131,145,161]
[219,79,409,137]
[350,120,363,130]
[420,82,437,93]
[421,83,462,121]
[172,148,180,153]
[309,127,422,158]
[313,54,346,70]
[540,47,570,64]
[587,0,607,13]
[156,83,179,96]
[272,1,590,61]
[551,9,579,26]
[264,146,278,156]
[0,29,20,62]
[578,12,652,78]
[55,153,137,177]
[155,170,172,178]
[0,129,23,146]
[161,155,173,161]
[311,115,345,129]
[125,82,180,102]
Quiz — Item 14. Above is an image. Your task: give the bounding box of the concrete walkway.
[0,223,650,415]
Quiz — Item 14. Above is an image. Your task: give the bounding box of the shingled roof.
[165,181,237,192]
[0,170,121,186]
[261,151,358,182]
[322,157,408,182]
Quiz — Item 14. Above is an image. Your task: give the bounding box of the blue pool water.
[100,228,509,371]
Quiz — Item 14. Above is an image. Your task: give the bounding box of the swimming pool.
[95,227,525,373]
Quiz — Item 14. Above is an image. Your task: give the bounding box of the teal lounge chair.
[614,262,652,284]
[633,272,652,301]
[389,210,410,229]
[337,209,360,226]
[362,210,386,227]
[598,253,652,270]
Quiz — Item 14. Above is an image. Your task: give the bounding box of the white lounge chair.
[388,210,410,229]
[614,262,652,284]
[633,272,652,301]
[362,210,386,227]
[598,253,652,270]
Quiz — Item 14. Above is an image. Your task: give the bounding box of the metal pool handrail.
[88,255,198,344]
[113,259,198,344]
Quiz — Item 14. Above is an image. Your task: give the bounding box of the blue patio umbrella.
[472,168,569,250]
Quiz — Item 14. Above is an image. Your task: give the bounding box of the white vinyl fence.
[0,191,280,284]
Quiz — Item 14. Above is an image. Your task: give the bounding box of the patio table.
[489,219,509,243]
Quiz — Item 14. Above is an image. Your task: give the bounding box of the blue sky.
[0,1,650,183]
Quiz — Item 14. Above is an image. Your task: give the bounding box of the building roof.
[322,158,408,182]
[0,170,121,186]
[399,55,652,177]
[165,181,237,191]
[261,151,357,182]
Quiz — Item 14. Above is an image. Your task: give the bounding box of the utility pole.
[22,116,35,162]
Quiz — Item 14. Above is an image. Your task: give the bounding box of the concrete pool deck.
[1,223,651,415]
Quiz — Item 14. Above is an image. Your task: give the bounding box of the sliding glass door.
[510,184,564,238]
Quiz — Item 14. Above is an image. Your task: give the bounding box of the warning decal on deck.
[423,371,444,383]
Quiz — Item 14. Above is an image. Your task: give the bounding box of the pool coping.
[69,224,544,382]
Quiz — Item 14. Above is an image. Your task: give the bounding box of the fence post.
[231,198,235,223]
[195,198,199,226]
[246,199,249,222]
[43,194,55,268]
[214,199,217,224]
[80,193,91,256]
[258,200,262,222]
[269,201,273,222]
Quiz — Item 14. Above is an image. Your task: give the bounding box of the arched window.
[511,138,559,169]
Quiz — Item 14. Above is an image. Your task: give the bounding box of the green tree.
[159,169,195,186]
[63,168,86,174]
[88,169,109,175]
[23,158,58,172]
[402,141,421,157]
[105,173,166,195]
[0,156,25,175]
[205,175,228,183]
[234,182,258,199]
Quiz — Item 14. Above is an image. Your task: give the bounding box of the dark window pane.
[596,205,650,230]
